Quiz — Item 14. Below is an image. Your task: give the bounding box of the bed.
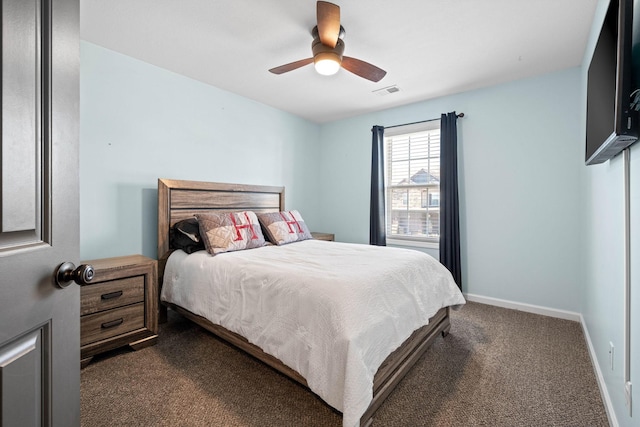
[157,178,465,427]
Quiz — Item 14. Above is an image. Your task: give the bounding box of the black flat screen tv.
[585,0,638,165]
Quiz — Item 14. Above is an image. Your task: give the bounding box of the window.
[385,121,440,247]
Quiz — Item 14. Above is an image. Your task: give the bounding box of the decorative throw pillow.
[257,210,313,245]
[196,211,266,255]
[169,217,205,254]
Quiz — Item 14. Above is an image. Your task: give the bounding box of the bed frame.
[157,178,451,427]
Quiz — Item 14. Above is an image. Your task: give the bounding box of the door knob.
[55,262,95,288]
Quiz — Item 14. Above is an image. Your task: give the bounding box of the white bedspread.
[161,240,465,427]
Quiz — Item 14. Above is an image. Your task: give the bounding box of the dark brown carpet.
[81,302,609,426]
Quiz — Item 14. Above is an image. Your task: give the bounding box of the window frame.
[384,120,441,249]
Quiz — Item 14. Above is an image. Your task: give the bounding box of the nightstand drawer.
[81,303,145,346]
[81,276,145,315]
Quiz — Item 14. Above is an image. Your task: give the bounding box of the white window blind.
[385,121,440,245]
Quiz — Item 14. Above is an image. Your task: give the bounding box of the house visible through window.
[385,120,440,247]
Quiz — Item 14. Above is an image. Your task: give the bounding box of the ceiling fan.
[269,1,387,82]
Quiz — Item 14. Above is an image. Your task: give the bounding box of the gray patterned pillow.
[257,210,313,245]
[196,211,266,255]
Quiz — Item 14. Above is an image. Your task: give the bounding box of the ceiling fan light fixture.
[314,52,341,75]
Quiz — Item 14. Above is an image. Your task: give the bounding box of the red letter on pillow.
[279,211,303,234]
[230,212,259,241]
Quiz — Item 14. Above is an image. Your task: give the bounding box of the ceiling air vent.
[372,85,400,96]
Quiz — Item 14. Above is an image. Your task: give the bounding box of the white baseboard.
[463,293,581,321]
[579,314,618,427]
[463,293,617,426]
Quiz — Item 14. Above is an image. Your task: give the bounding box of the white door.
[0,0,81,425]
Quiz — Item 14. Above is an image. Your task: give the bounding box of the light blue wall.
[317,68,585,313]
[80,42,321,260]
[581,1,639,425]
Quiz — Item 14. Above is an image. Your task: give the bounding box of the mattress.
[161,239,465,427]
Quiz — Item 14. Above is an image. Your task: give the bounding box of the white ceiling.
[80,0,598,124]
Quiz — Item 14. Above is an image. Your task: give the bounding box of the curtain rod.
[384,112,464,130]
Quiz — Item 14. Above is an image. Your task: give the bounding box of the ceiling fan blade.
[269,58,314,75]
[317,1,340,47]
[341,56,387,82]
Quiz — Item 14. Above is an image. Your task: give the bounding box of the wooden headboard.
[157,178,285,281]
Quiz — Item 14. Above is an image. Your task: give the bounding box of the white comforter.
[161,240,465,427]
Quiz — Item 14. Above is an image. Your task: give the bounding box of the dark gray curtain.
[439,112,461,289]
[370,125,386,246]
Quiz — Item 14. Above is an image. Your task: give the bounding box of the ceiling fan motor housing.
[312,37,345,65]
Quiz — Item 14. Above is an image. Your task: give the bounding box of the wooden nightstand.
[311,232,335,241]
[80,254,158,368]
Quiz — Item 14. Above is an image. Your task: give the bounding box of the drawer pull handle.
[101,318,124,329]
[101,290,123,300]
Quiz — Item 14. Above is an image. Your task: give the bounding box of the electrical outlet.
[609,342,614,370]
[625,382,632,416]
